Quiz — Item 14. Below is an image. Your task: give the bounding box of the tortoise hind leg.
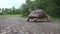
[47,16,51,22]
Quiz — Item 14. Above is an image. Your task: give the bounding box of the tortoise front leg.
[27,17,33,21]
[27,17,30,21]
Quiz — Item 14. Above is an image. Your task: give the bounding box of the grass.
[0,14,21,17]
[21,16,60,22]
[51,17,60,22]
[0,14,60,22]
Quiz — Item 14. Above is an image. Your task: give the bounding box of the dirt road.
[0,16,60,34]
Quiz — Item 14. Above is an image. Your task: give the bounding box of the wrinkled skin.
[27,9,51,22]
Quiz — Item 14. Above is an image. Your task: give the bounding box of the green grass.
[0,14,21,17]
[51,17,60,22]
[0,14,60,22]
[0,14,28,18]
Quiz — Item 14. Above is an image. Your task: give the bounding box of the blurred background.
[0,0,60,18]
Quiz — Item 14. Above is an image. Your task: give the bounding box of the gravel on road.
[0,16,60,34]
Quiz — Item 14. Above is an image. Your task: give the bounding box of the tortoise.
[27,9,51,22]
